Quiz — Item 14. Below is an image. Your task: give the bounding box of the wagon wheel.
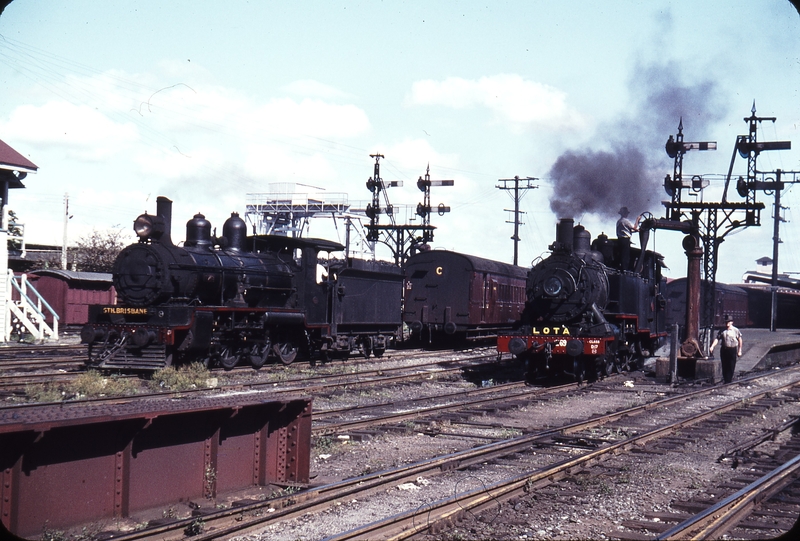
[219,346,239,370]
[274,342,298,365]
[249,341,271,369]
[362,336,373,359]
[373,346,386,358]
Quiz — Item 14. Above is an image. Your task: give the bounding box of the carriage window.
[411,270,428,279]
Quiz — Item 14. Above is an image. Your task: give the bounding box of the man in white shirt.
[709,315,743,383]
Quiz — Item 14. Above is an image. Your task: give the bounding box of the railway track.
[91,365,800,540]
[0,349,505,413]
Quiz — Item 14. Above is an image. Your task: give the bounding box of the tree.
[74,228,130,273]
[7,209,23,252]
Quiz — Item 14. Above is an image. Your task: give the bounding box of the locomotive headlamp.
[134,214,154,238]
[543,276,563,296]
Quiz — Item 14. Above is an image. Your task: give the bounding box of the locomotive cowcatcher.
[81,196,403,370]
[498,218,668,382]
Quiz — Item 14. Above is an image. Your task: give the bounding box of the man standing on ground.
[709,315,743,383]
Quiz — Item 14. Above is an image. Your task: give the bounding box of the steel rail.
[657,453,800,540]
[312,380,582,436]
[0,352,496,413]
[321,373,800,540]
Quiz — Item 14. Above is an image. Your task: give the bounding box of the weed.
[313,435,336,455]
[498,428,522,439]
[184,518,205,536]
[149,363,211,391]
[69,371,140,398]
[25,383,64,403]
[269,485,300,498]
[204,465,217,498]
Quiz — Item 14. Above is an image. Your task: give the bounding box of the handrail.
[5,270,58,341]
[11,274,59,321]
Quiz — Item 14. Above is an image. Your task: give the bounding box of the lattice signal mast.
[649,104,791,357]
[364,155,453,265]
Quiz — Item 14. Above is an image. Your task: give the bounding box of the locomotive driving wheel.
[218,346,239,370]
[274,342,298,365]
[249,340,271,369]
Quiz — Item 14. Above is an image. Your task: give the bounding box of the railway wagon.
[665,278,800,329]
[403,249,528,344]
[664,279,750,329]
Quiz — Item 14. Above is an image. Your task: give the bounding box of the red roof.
[0,138,38,172]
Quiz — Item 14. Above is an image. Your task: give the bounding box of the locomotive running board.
[0,392,312,539]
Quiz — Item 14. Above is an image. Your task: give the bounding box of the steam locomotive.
[497,218,668,382]
[81,197,403,370]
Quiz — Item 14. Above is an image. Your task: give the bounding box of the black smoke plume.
[548,61,727,221]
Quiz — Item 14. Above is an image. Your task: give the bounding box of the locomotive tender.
[498,218,668,382]
[403,250,528,344]
[81,196,403,370]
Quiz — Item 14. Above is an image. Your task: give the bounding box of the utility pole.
[62,193,69,270]
[496,176,538,265]
[771,170,783,332]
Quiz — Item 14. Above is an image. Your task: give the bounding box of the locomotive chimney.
[554,218,574,252]
[156,196,173,244]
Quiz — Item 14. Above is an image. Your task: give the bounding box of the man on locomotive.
[709,315,743,384]
[616,206,639,270]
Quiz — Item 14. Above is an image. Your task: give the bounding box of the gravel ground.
[232,368,800,541]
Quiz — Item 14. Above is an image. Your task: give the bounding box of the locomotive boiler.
[497,218,667,382]
[81,196,403,370]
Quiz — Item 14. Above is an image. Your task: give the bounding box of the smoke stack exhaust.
[156,196,173,244]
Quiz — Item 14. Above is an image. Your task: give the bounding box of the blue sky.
[1,1,799,283]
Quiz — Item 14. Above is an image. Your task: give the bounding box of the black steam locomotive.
[498,218,668,382]
[81,197,403,370]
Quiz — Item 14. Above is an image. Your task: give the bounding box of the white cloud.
[244,98,370,139]
[283,80,354,100]
[406,74,586,132]
[242,143,339,181]
[0,102,139,161]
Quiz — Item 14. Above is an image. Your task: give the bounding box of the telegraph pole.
[496,176,538,265]
[771,170,783,331]
[62,193,69,270]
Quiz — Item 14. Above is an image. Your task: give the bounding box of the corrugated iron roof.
[30,269,112,283]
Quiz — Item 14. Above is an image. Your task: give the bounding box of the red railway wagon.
[403,249,528,343]
[26,269,116,326]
